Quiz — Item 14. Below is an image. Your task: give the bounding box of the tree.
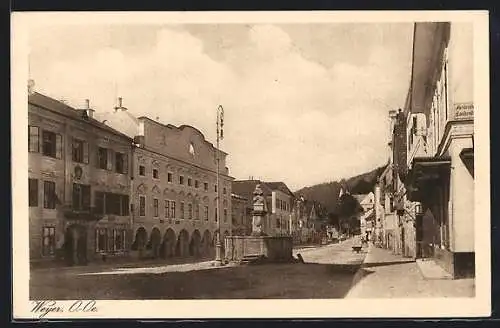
[338,194,363,236]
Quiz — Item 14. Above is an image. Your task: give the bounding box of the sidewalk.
[345,245,475,298]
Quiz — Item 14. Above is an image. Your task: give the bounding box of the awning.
[405,157,451,202]
[460,148,474,177]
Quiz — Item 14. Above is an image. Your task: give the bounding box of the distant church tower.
[338,179,350,198]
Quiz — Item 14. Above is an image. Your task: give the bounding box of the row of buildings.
[28,87,323,267]
[373,22,474,279]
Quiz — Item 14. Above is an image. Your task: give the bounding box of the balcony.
[62,204,104,221]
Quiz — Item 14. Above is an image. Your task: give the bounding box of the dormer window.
[189,143,195,156]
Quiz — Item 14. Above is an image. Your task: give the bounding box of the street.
[30,239,367,300]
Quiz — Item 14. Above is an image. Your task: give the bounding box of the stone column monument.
[251,184,267,236]
[223,183,293,263]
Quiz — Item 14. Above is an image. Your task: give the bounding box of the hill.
[294,165,387,215]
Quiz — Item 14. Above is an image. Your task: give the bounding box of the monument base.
[224,235,293,263]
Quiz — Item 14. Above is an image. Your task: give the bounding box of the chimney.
[28,79,35,95]
[84,99,95,118]
[115,97,127,112]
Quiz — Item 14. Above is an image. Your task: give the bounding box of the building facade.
[231,193,252,236]
[355,193,375,241]
[232,180,295,237]
[266,182,295,236]
[381,22,475,278]
[100,104,233,261]
[374,157,399,252]
[29,91,133,266]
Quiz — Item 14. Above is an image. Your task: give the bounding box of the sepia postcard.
[11,10,491,319]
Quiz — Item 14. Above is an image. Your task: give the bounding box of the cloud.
[30,24,411,190]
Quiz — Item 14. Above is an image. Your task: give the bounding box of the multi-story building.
[353,193,375,241]
[374,158,399,252]
[266,182,296,236]
[99,100,233,261]
[231,193,252,236]
[374,109,403,252]
[232,180,295,237]
[28,90,133,267]
[392,22,474,278]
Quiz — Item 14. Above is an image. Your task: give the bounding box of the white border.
[11,11,490,319]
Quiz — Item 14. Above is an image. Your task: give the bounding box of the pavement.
[30,238,368,300]
[75,238,363,276]
[345,244,475,298]
[416,258,453,279]
[294,238,367,266]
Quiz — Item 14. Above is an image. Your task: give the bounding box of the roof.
[29,92,132,141]
[266,181,295,197]
[136,118,228,156]
[232,180,273,200]
[352,194,369,203]
[96,108,141,139]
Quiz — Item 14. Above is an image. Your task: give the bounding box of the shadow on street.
[30,262,363,300]
[363,260,415,268]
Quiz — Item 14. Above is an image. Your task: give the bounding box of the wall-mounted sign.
[454,102,474,120]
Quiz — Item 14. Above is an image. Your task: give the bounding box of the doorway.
[65,224,88,266]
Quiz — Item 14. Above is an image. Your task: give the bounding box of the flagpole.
[214,105,224,266]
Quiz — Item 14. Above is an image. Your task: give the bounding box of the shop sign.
[454,102,474,120]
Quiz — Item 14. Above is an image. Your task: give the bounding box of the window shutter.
[123,153,128,174]
[56,134,63,159]
[107,149,113,171]
[83,142,89,164]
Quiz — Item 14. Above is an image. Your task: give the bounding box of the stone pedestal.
[224,184,293,263]
[224,235,293,263]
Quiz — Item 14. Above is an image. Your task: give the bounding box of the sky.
[28,23,414,191]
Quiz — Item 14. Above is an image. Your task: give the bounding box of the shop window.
[113,229,126,251]
[96,228,108,252]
